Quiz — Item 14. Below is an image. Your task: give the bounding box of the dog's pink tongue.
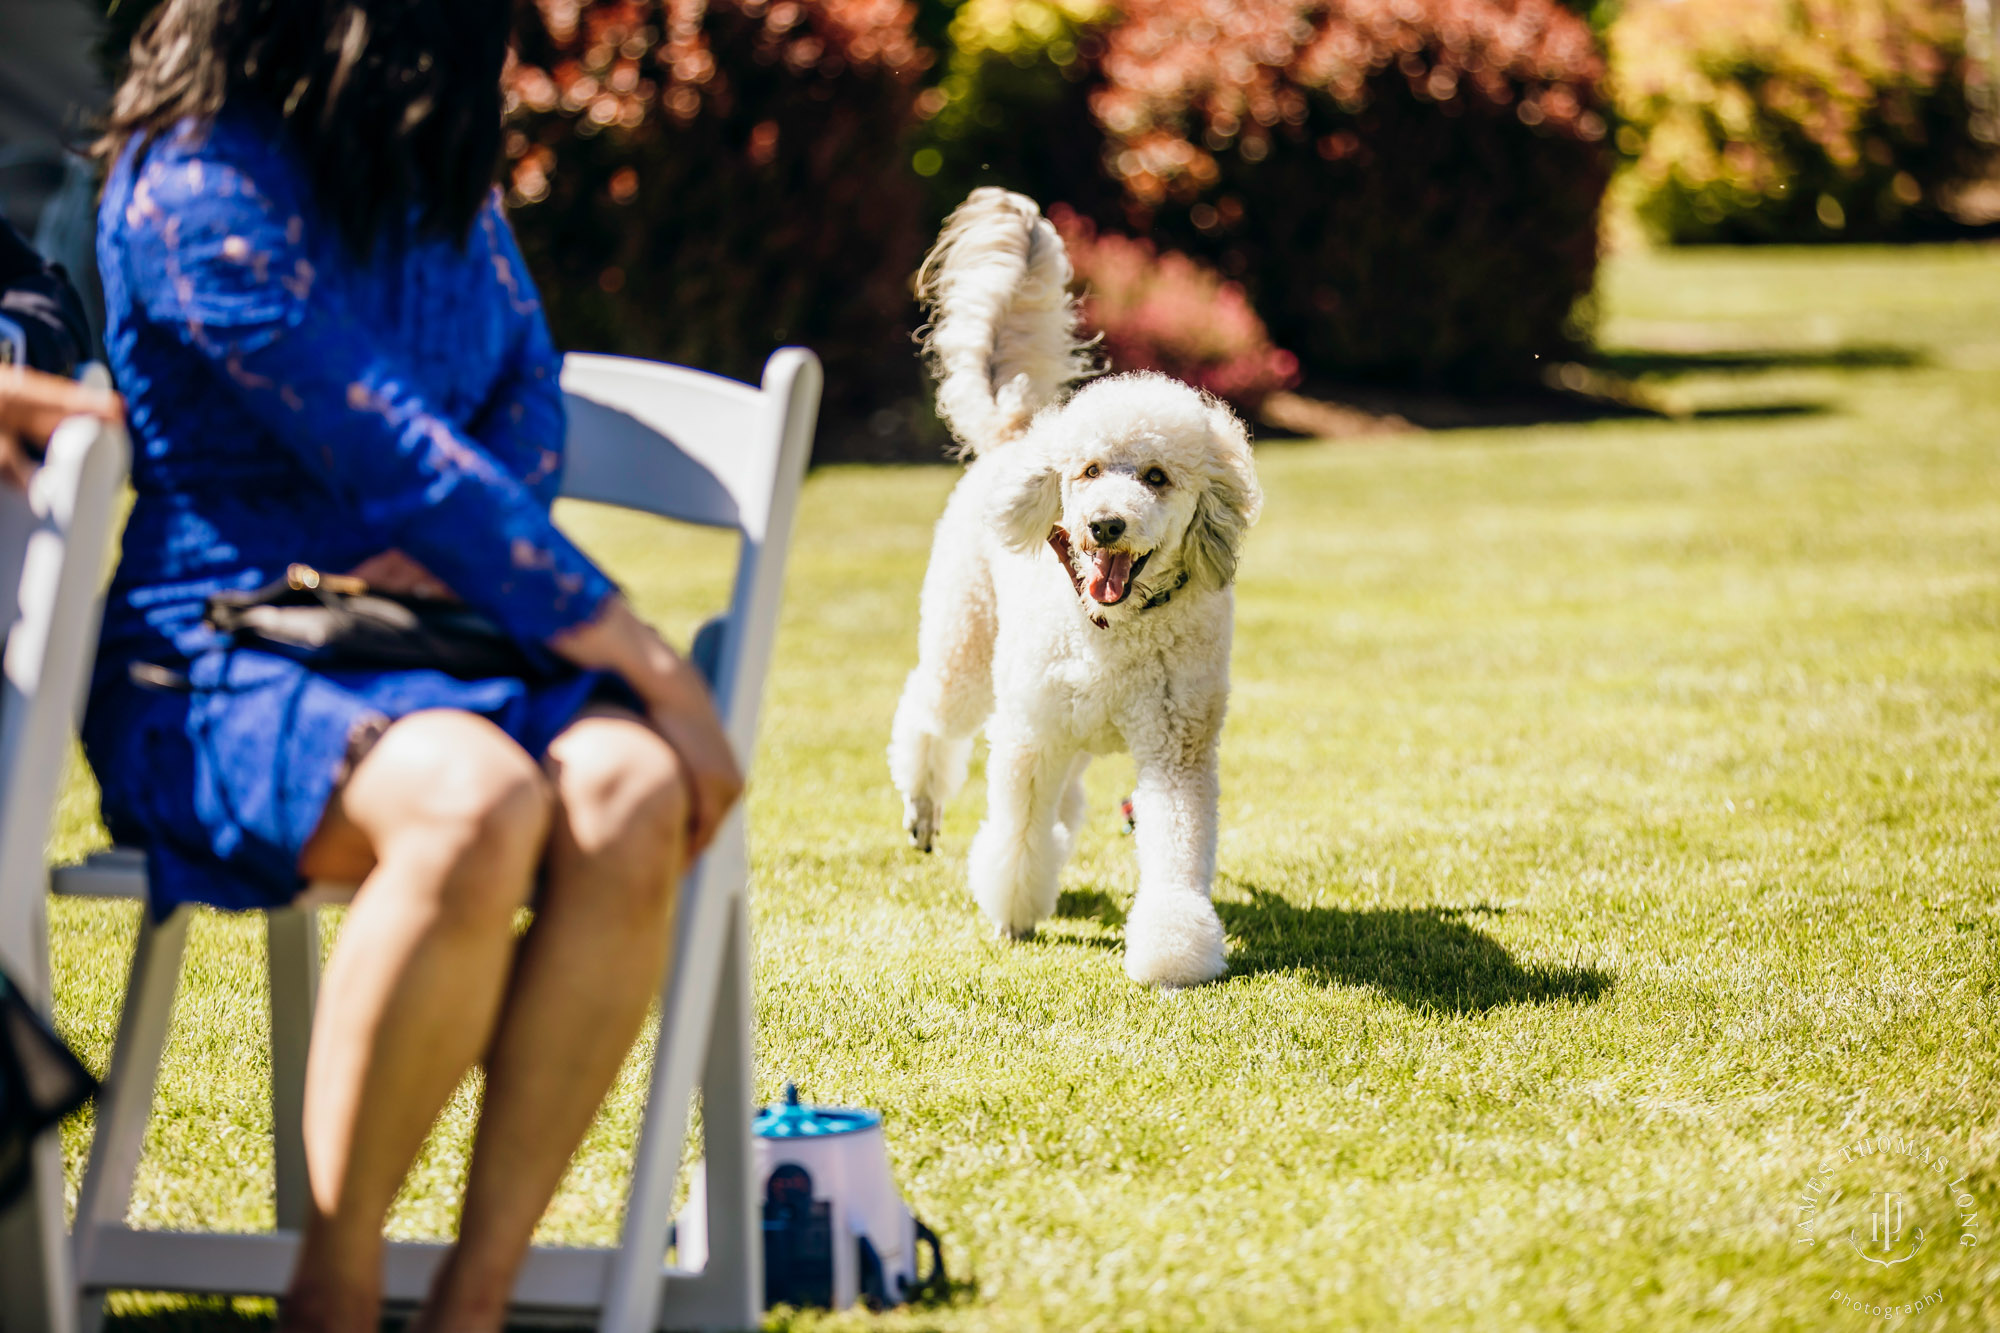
[1087,550,1134,604]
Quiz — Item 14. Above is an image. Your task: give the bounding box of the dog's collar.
[1047,527,1189,630]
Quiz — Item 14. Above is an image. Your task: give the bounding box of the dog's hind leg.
[1051,753,1091,865]
[889,484,998,851]
[968,731,1079,939]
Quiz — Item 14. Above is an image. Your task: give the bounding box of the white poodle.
[888,188,1263,987]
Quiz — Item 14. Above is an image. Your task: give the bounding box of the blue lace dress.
[88,108,626,917]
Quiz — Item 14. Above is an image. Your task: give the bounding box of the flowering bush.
[1091,0,1613,389]
[507,0,933,459]
[1609,0,1985,242]
[1050,205,1298,411]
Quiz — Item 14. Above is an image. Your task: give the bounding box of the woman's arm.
[464,200,568,504]
[461,198,741,849]
[347,202,565,598]
[0,366,122,490]
[552,599,742,854]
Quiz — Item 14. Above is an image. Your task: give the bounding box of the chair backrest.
[560,350,820,759]
[0,414,129,1002]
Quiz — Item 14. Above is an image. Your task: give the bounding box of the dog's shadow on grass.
[1055,885,1611,1012]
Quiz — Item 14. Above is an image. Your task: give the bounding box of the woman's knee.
[547,715,690,892]
[345,711,553,906]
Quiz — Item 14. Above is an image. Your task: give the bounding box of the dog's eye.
[1082,463,1100,479]
[1143,467,1169,488]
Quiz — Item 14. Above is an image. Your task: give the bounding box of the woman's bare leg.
[418,708,689,1330]
[280,711,553,1333]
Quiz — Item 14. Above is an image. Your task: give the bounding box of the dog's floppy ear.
[1182,403,1263,591]
[988,446,1063,551]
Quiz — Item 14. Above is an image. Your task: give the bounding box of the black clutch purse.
[203,564,544,680]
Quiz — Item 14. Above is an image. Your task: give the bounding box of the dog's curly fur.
[890,188,1262,986]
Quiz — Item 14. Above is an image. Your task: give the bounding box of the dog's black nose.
[1089,517,1126,545]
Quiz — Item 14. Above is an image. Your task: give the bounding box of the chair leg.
[266,906,320,1232]
[694,892,760,1329]
[70,906,191,1333]
[0,1100,78,1333]
[599,818,747,1333]
[0,883,75,1333]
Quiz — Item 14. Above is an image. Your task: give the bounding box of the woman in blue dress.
[91,3,742,1327]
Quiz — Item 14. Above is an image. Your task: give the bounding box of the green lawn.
[52,243,2000,1331]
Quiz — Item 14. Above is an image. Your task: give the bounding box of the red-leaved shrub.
[507,0,933,459]
[1091,0,1613,389]
[1049,205,1299,412]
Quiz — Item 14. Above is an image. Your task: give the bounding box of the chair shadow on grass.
[1054,885,1611,1013]
[103,1302,272,1333]
[101,1277,980,1333]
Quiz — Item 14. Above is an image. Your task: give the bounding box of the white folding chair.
[47,348,820,1332]
[0,410,131,1333]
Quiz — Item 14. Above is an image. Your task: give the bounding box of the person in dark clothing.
[0,216,91,379]
[0,213,118,1232]
[0,214,111,490]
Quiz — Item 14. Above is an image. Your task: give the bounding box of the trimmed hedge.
[507,0,934,459]
[1091,0,1613,389]
[1609,0,1985,243]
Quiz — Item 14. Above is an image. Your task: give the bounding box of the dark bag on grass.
[0,966,97,1209]
[203,563,545,681]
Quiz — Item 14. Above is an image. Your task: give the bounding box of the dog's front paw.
[1123,891,1226,987]
[904,795,939,853]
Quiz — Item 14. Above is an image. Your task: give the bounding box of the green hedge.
[1610,0,1986,242]
[909,0,1118,223]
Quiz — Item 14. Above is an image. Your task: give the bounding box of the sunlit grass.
[57,243,2000,1330]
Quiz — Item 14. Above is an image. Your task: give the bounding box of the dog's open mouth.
[1050,527,1150,607]
[1084,547,1149,605]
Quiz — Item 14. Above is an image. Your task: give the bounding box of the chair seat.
[50,848,147,900]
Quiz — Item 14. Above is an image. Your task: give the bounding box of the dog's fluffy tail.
[917,187,1092,457]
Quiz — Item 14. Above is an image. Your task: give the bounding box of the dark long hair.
[98,0,511,256]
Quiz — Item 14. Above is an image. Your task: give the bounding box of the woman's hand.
[551,596,743,856]
[645,695,743,859]
[0,367,123,491]
[347,549,456,600]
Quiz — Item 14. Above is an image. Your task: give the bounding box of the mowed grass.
[50,243,2000,1332]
